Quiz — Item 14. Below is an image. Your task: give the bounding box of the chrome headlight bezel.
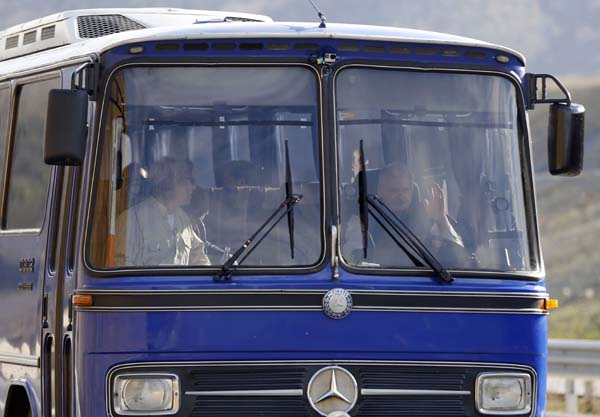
[112,372,180,416]
[475,372,532,415]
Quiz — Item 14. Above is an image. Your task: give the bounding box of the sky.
[0,1,599,78]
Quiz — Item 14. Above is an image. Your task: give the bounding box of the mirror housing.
[547,103,585,176]
[44,89,88,166]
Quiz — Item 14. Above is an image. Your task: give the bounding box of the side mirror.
[44,89,88,166]
[548,103,585,176]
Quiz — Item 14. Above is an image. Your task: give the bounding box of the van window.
[4,77,60,230]
[0,85,9,199]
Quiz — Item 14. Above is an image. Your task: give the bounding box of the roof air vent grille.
[41,25,56,41]
[224,16,262,22]
[77,15,145,39]
[23,30,37,45]
[6,35,19,49]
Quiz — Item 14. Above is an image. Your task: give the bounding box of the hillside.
[530,80,600,338]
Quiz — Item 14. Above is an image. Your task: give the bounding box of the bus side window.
[3,77,60,230]
[0,84,9,200]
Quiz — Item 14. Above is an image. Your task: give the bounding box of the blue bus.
[0,8,585,417]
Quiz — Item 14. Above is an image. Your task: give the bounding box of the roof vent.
[224,16,262,22]
[5,35,19,49]
[77,15,145,39]
[40,25,56,41]
[23,30,37,45]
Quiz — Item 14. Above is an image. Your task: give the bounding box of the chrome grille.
[358,367,468,390]
[190,366,307,391]
[108,362,535,417]
[360,396,466,416]
[77,15,145,39]
[191,397,306,417]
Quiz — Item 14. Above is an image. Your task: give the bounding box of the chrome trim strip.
[362,388,471,396]
[107,360,538,369]
[77,307,547,315]
[0,352,40,367]
[185,389,303,396]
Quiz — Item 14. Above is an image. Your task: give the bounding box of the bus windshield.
[336,68,534,272]
[89,66,322,270]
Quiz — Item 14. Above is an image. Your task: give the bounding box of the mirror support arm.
[525,73,572,110]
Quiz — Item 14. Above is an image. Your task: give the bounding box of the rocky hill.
[530,80,600,338]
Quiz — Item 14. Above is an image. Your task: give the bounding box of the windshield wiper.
[368,194,453,283]
[356,140,453,283]
[284,140,296,259]
[214,193,303,281]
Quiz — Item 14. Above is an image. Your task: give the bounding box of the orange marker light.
[73,294,93,307]
[544,298,559,310]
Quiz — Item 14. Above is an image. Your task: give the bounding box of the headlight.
[476,373,532,415]
[113,373,179,415]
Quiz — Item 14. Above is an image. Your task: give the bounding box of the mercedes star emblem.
[323,288,353,319]
[307,366,358,416]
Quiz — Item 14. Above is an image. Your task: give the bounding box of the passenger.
[114,157,210,267]
[219,160,261,187]
[343,163,464,266]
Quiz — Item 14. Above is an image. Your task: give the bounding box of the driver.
[114,157,211,267]
[343,163,464,266]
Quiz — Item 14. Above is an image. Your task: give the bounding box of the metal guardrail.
[549,338,600,377]
[548,339,600,416]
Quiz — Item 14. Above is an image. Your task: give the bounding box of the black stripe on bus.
[74,291,545,312]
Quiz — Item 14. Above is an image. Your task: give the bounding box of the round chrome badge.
[307,366,358,417]
[323,288,353,320]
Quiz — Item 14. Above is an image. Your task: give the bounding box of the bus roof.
[0,19,525,79]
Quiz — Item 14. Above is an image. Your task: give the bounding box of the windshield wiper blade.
[284,140,295,259]
[368,194,454,283]
[356,141,452,283]
[358,140,369,259]
[214,194,303,281]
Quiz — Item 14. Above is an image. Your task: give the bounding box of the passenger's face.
[173,174,193,207]
[378,172,413,213]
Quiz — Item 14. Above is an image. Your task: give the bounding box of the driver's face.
[377,172,414,213]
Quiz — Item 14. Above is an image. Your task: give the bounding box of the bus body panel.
[0,15,561,417]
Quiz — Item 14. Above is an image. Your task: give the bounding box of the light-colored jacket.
[115,197,210,267]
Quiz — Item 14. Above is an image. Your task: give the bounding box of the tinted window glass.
[337,69,532,272]
[89,66,322,269]
[0,85,9,199]
[5,77,59,230]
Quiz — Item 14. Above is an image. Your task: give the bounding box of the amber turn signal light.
[72,294,93,307]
